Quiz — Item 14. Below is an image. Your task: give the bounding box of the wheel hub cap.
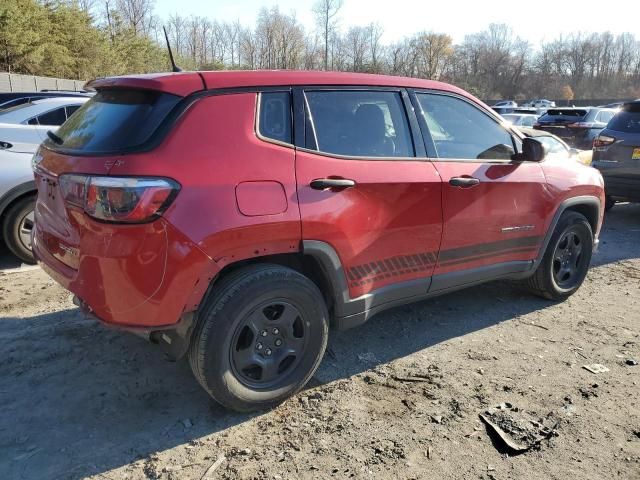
[231,301,306,387]
[552,229,583,288]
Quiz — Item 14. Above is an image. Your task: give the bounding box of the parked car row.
[0,95,89,263]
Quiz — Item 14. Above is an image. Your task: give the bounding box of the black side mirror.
[514,137,547,162]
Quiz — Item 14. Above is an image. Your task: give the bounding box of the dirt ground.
[1,205,639,480]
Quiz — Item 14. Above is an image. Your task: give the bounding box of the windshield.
[50,89,181,153]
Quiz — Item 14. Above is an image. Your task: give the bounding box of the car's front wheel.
[526,211,593,300]
[188,264,329,412]
[2,195,36,264]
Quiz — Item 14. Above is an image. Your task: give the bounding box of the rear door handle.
[310,178,356,190]
[449,177,480,188]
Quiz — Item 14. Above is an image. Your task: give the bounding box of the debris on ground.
[582,364,609,374]
[200,454,226,480]
[479,403,558,452]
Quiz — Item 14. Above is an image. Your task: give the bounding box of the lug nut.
[272,328,279,335]
[275,339,283,347]
[265,348,272,356]
[256,343,263,350]
[261,330,268,337]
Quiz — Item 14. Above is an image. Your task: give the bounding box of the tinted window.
[607,109,640,133]
[541,109,588,120]
[65,105,80,119]
[595,110,615,124]
[305,90,414,158]
[416,93,515,160]
[258,92,292,144]
[28,107,67,126]
[51,89,180,153]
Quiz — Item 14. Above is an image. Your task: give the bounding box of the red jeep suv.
[32,71,605,411]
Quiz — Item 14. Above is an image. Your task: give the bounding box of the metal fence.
[0,73,86,92]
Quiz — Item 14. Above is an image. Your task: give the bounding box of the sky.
[154,0,637,45]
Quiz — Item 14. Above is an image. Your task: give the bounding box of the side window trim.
[299,87,420,161]
[410,89,520,163]
[255,90,294,148]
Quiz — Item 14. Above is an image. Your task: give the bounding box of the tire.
[188,264,329,412]
[2,195,36,264]
[605,195,616,212]
[526,211,593,301]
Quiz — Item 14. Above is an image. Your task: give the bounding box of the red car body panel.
[296,150,443,298]
[432,161,550,275]
[33,71,605,333]
[105,93,302,268]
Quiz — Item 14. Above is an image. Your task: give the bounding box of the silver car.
[0,97,88,263]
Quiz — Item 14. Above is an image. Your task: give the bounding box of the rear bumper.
[33,218,220,329]
[592,164,640,200]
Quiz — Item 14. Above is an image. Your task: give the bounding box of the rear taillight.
[593,135,615,149]
[567,122,596,128]
[59,175,179,223]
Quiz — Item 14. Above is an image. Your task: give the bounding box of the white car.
[0,97,89,145]
[502,113,539,127]
[522,99,556,109]
[493,100,517,108]
[0,97,88,263]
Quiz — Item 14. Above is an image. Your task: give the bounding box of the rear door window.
[65,105,80,119]
[50,89,180,153]
[416,93,515,160]
[28,107,67,126]
[304,90,414,158]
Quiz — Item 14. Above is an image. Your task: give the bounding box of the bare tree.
[115,0,154,35]
[313,0,343,70]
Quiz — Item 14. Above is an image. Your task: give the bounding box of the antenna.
[163,26,182,72]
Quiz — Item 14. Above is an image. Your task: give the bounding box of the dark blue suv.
[592,101,640,210]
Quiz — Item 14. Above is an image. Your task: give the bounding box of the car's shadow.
[0,204,638,479]
[1,280,560,479]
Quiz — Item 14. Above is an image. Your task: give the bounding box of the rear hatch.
[593,105,640,194]
[535,108,589,142]
[33,76,202,271]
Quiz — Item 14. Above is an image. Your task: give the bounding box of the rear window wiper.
[47,130,63,145]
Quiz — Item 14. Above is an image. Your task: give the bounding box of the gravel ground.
[0,204,639,480]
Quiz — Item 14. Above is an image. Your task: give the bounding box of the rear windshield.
[541,109,588,119]
[49,89,180,153]
[607,108,640,133]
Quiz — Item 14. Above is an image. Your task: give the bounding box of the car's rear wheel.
[188,264,329,412]
[525,211,593,300]
[2,195,36,264]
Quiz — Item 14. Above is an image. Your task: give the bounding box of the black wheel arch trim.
[0,181,36,218]
[533,195,601,271]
